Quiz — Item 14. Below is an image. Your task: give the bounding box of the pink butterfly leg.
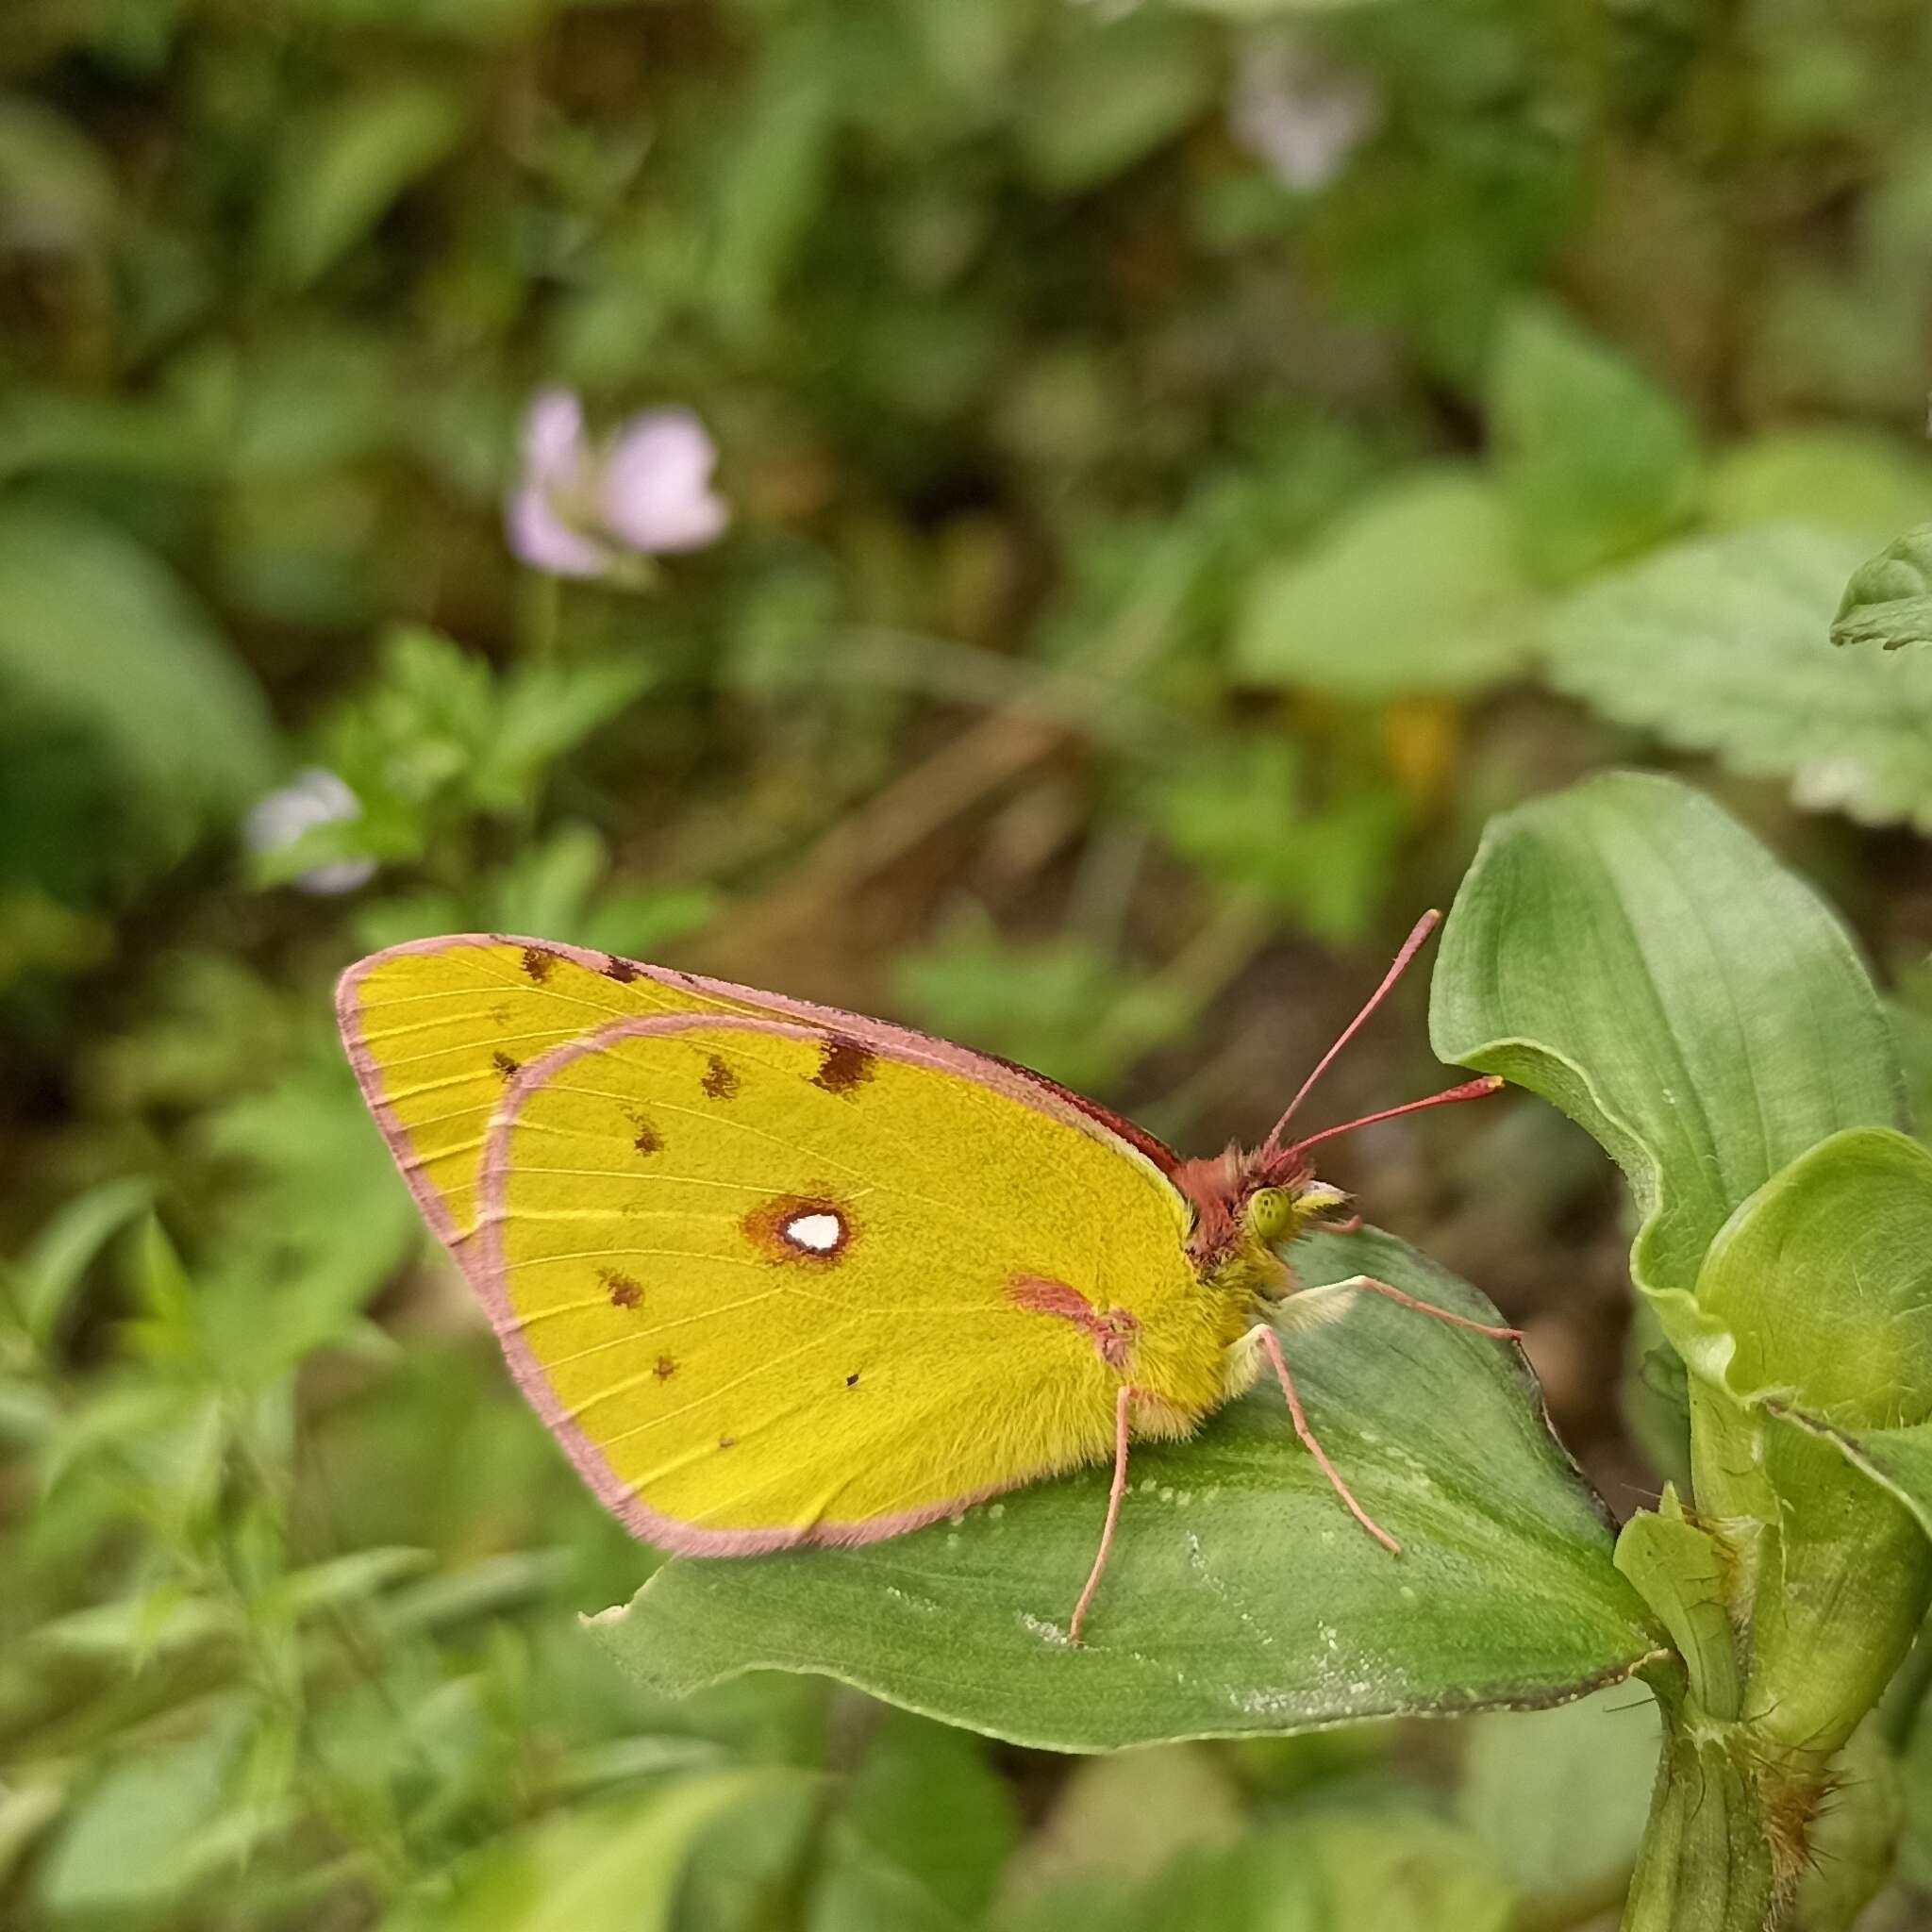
[1255,1324,1402,1557]
[1069,1383,1135,1646]
[1320,1273,1523,1341]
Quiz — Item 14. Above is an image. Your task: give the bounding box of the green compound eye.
[1245,1188,1295,1242]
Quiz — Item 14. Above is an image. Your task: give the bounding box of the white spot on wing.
[784,1211,841,1252]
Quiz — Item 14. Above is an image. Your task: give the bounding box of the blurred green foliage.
[8,0,1932,1924]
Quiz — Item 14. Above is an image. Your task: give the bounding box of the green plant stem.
[518,567,561,664]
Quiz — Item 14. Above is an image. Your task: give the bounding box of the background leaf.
[1232,468,1537,698]
[1541,525,1932,833]
[1491,302,1702,585]
[0,500,276,832]
[266,83,466,288]
[1832,522,1932,651]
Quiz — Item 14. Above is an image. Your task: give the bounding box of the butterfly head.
[1173,1147,1353,1291]
[1173,911,1504,1292]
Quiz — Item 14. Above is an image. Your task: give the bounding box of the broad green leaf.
[1233,468,1538,697]
[1431,770,1907,1326]
[998,1745,1245,1913]
[1708,431,1932,550]
[34,1707,267,1914]
[0,501,277,829]
[1002,1811,1515,1932]
[1541,525,1932,833]
[1457,1684,1659,1907]
[1019,13,1217,193]
[0,95,115,252]
[1491,302,1702,584]
[841,1711,1020,1922]
[808,1826,961,1932]
[1698,1128,1932,1431]
[383,1770,798,1932]
[1832,521,1932,651]
[266,83,466,287]
[1142,736,1408,942]
[590,1228,1662,1753]
[1709,1138,1932,1746]
[11,1174,152,1346]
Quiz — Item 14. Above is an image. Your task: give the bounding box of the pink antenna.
[1276,1074,1503,1163]
[1260,909,1443,1161]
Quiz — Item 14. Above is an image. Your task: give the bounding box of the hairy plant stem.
[1620,1383,1930,1931]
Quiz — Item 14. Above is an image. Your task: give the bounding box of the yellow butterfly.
[337,912,1511,1641]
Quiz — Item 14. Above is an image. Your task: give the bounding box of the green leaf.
[1832,521,1932,651]
[1142,735,1408,942]
[35,1707,270,1915]
[1612,1495,1737,1719]
[589,1228,1662,1753]
[1541,525,1932,833]
[1457,1684,1659,1909]
[1431,770,1907,1326]
[841,1711,1020,1922]
[1698,1128,1932,1431]
[10,1175,152,1347]
[0,95,116,253]
[893,907,1193,1094]
[1019,13,1217,194]
[382,1770,796,1932]
[1232,468,1539,697]
[1491,302,1702,585]
[1708,430,1932,550]
[1008,1811,1517,1932]
[266,83,466,287]
[1672,1132,1932,1757]
[0,501,277,830]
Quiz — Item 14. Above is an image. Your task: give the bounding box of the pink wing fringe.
[336,933,1180,1557]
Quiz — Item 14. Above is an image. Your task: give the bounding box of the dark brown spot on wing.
[520,946,555,984]
[601,1271,642,1309]
[741,1192,856,1266]
[702,1055,740,1101]
[491,1050,520,1081]
[718,1434,736,1450]
[631,1118,662,1157]
[654,1354,677,1381]
[810,1034,875,1096]
[603,954,639,983]
[845,1372,860,1388]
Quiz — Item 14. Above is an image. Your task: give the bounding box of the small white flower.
[505,388,729,578]
[1230,36,1380,194]
[244,768,375,894]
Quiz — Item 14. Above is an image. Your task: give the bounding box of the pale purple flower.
[1230,37,1380,194]
[244,768,375,894]
[505,388,729,578]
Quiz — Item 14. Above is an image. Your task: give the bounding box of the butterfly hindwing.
[339,936,1212,1546]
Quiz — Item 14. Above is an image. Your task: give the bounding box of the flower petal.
[600,408,730,554]
[505,485,613,578]
[520,386,590,484]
